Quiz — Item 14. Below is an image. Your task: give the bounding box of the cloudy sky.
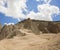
[0,0,60,25]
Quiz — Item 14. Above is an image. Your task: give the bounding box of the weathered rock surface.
[47,22,60,33]
[16,19,60,34]
[0,24,26,40]
[0,19,60,40]
[0,24,2,33]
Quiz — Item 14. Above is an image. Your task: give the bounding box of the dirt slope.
[0,29,60,50]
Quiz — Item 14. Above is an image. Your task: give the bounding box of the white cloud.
[26,11,50,20]
[0,0,27,19]
[36,0,40,2]
[36,0,52,3]
[44,0,52,4]
[26,4,60,21]
[0,0,6,13]
[4,23,14,25]
[0,0,60,21]
[38,4,60,20]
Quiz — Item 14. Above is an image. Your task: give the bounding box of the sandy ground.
[0,29,60,50]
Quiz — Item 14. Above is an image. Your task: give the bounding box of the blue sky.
[0,0,60,25]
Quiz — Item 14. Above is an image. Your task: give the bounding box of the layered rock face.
[16,19,60,34]
[47,22,60,33]
[0,19,60,40]
[0,24,25,40]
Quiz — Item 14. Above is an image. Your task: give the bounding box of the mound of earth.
[0,19,60,50]
[0,30,60,50]
[0,18,60,40]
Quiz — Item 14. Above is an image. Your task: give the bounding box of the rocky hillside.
[16,18,60,34]
[0,18,60,40]
[0,24,2,33]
